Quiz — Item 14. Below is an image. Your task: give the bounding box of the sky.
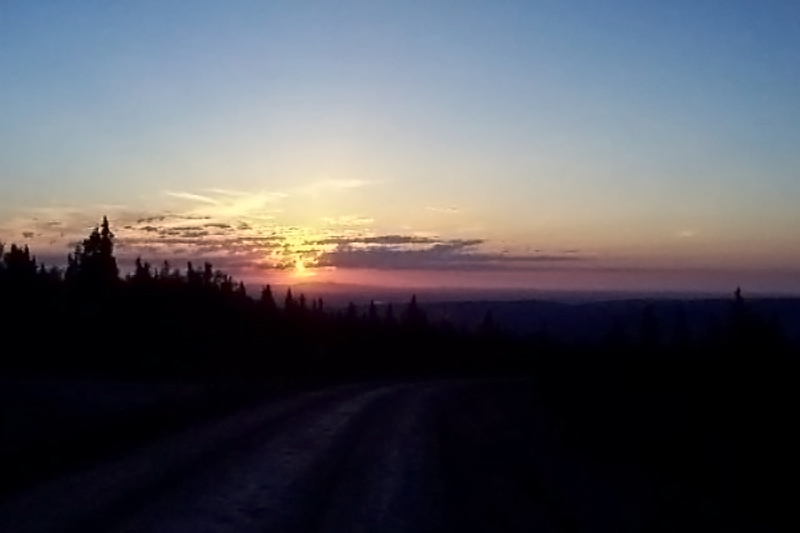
[1,1,799,295]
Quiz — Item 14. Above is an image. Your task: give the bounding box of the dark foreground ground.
[0,378,789,532]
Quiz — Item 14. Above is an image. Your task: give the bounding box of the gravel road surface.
[0,379,719,532]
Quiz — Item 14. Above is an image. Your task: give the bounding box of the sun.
[292,258,315,278]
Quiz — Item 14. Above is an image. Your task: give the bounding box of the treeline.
[0,218,795,383]
[0,218,524,381]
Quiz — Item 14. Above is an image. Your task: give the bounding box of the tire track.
[311,383,451,533]
[107,383,412,533]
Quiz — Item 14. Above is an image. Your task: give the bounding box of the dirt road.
[0,379,726,532]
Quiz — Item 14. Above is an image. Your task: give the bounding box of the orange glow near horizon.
[292,258,316,278]
[240,266,800,297]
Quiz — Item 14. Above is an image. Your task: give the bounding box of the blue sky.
[1,1,799,293]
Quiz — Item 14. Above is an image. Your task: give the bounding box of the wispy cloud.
[309,235,444,246]
[203,188,252,197]
[321,215,374,226]
[161,189,289,221]
[165,191,220,205]
[136,214,210,224]
[0,185,583,279]
[426,206,460,214]
[297,179,375,195]
[315,238,584,271]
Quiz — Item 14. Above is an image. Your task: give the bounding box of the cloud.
[180,230,209,238]
[113,212,324,271]
[165,191,220,205]
[306,234,582,272]
[321,216,375,226]
[426,206,460,214]
[203,188,250,197]
[137,216,167,224]
[297,179,374,195]
[0,196,297,273]
[315,239,583,271]
[309,235,442,246]
[149,190,287,225]
[678,230,698,239]
[1,185,583,280]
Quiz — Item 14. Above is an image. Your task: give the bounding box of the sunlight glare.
[293,258,315,278]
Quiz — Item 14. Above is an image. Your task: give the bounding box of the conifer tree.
[404,294,426,327]
[76,217,119,286]
[284,288,295,313]
[186,262,200,285]
[65,244,81,282]
[133,257,153,283]
[202,262,214,287]
[260,284,277,314]
[368,300,379,324]
[346,301,359,322]
[99,216,119,281]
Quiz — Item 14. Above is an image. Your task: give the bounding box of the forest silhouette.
[0,217,538,381]
[0,217,792,379]
[1,218,797,529]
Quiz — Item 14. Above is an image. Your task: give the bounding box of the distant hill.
[419,298,800,345]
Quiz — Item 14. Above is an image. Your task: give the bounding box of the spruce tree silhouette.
[76,216,119,287]
[236,281,247,298]
[65,244,81,283]
[219,272,234,294]
[202,262,214,287]
[99,216,118,280]
[132,257,153,284]
[731,287,748,335]
[404,294,426,328]
[158,261,171,280]
[346,301,359,323]
[2,244,37,282]
[260,284,277,314]
[186,262,200,286]
[728,286,767,356]
[368,300,379,324]
[284,288,295,314]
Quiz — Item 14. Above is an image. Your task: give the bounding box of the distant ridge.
[252,280,747,306]
[418,297,800,345]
